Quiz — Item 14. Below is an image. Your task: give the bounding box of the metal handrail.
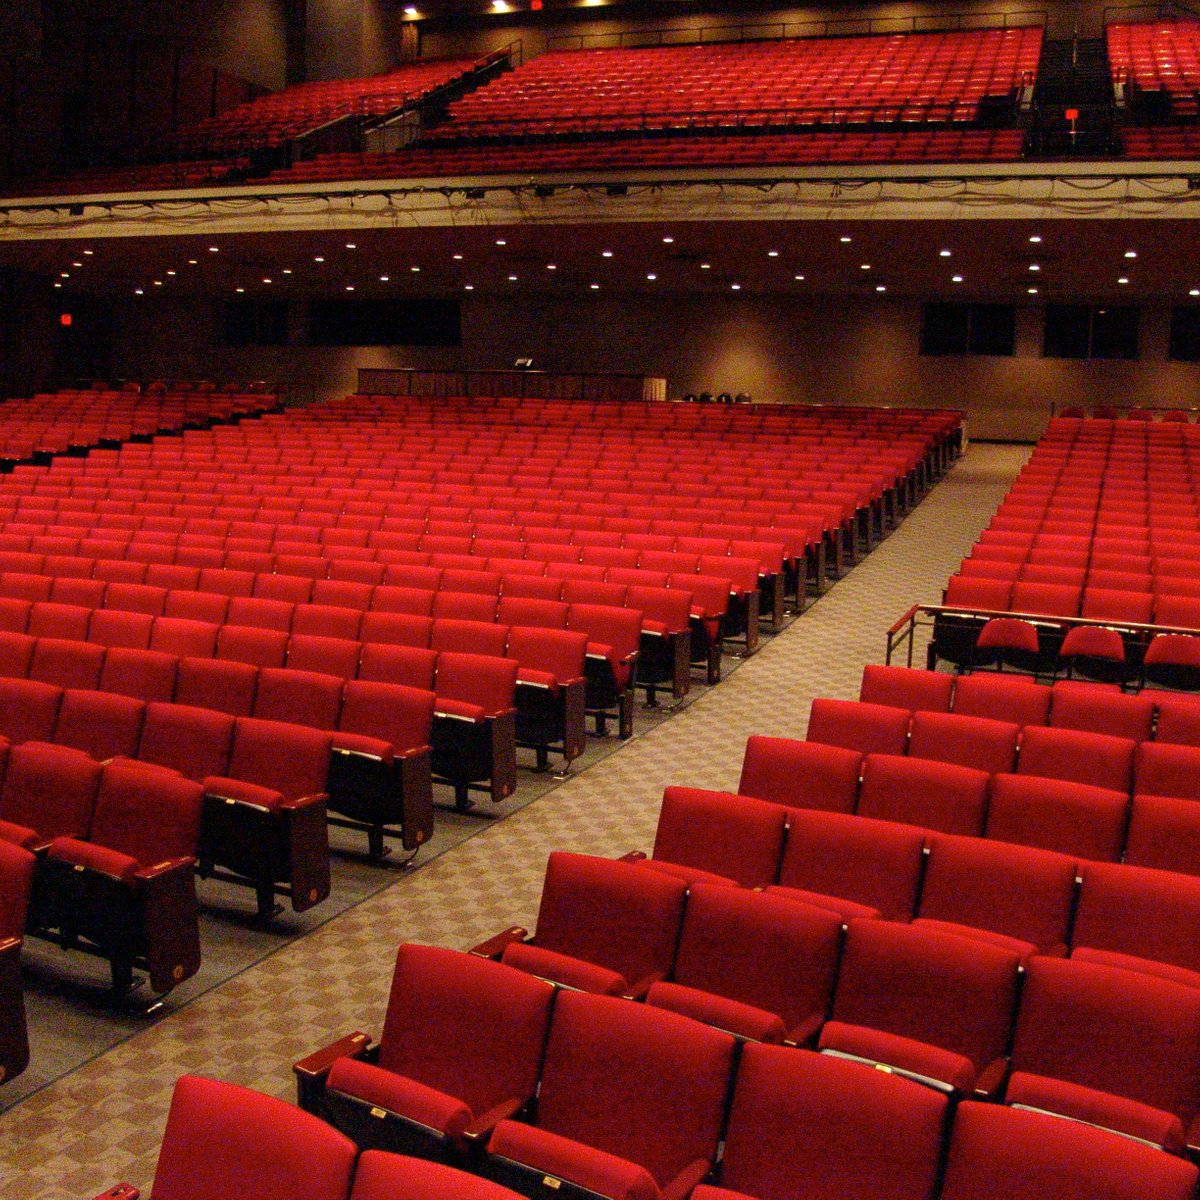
[885,600,1194,667]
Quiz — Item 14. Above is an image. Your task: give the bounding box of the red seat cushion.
[488,1119,660,1200]
[1005,1071,1185,1153]
[46,835,139,883]
[201,776,286,812]
[326,1056,471,1142]
[501,941,626,995]
[646,981,787,1044]
[818,1021,976,1092]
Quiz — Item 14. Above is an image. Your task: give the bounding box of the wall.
[98,291,1200,441]
[418,0,1121,61]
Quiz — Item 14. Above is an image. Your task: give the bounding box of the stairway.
[1026,37,1119,157]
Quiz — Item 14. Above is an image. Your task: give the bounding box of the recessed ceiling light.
[1029,264,1040,272]
[508,274,518,281]
[53,283,62,289]
[495,239,507,246]
[236,287,245,293]
[1125,250,1137,259]
[465,284,474,290]
[700,263,711,270]
[153,280,163,286]
[875,285,886,293]
[768,250,779,257]
[83,250,94,256]
[411,266,420,272]
[662,236,675,244]
[453,253,463,260]
[314,256,325,263]
[602,250,613,258]
[860,264,871,271]
[731,283,742,291]
[590,283,600,290]
[1191,289,1200,297]
[794,274,805,281]
[1118,277,1129,285]
[262,278,272,284]
[546,264,556,270]
[72,261,82,267]
[840,236,852,243]
[939,249,952,257]
[282,269,292,275]
[404,5,418,14]
[952,275,964,283]
[1028,287,1039,294]
[345,243,357,250]
[647,273,657,281]
[1029,235,1042,244]
[134,288,144,294]
[208,246,219,252]
[380,275,390,282]
[187,259,197,265]
[166,270,176,276]
[345,285,355,291]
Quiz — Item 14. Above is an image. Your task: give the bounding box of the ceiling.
[7,215,1197,308]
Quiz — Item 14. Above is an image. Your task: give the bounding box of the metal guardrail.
[885,600,1191,669]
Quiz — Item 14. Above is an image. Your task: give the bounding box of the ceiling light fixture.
[1118,277,1129,285]
[602,250,613,258]
[1028,287,1039,294]
[952,275,964,283]
[1029,235,1042,244]
[1125,250,1138,259]
[840,236,852,243]
[647,273,657,281]
[939,249,952,257]
[768,250,779,257]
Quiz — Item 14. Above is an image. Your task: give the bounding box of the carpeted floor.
[0,442,1027,1199]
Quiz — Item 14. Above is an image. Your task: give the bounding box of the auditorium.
[1,1,1200,1197]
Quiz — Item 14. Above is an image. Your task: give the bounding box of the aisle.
[0,442,1027,1198]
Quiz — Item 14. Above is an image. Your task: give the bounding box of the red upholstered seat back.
[0,837,34,942]
[653,786,788,888]
[832,919,1021,1072]
[778,809,926,921]
[376,944,554,1120]
[227,717,331,800]
[139,702,235,782]
[719,1044,947,1200]
[531,851,686,987]
[253,668,342,730]
[0,740,102,843]
[859,664,953,713]
[90,758,203,866]
[918,834,1077,952]
[941,1101,1199,1200]
[349,1151,527,1200]
[151,1075,357,1200]
[0,678,63,744]
[535,991,735,1188]
[1011,956,1200,1128]
[806,698,909,756]
[673,884,842,1034]
[739,735,862,814]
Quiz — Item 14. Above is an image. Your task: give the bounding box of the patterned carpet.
[0,442,1027,1198]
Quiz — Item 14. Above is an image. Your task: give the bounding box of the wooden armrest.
[973,1057,1009,1101]
[785,1012,825,1048]
[133,856,195,883]
[282,792,329,812]
[469,927,527,959]
[462,1096,525,1143]
[293,1031,373,1082]
[624,970,667,1001]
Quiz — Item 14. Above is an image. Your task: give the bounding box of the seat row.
[96,1073,529,1200]
[291,942,1198,1199]
[859,662,1200,745]
[633,783,1200,984]
[0,747,204,998]
[0,835,33,1083]
[267,129,1026,187]
[0,620,529,828]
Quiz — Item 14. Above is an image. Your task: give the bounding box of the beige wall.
[101,291,1200,441]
